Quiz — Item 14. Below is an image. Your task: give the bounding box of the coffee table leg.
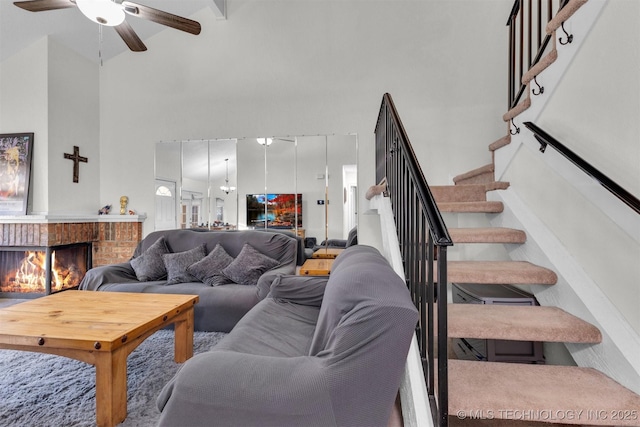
[173,307,195,363]
[94,347,128,427]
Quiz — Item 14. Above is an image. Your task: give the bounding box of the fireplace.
[0,243,91,298]
[0,216,144,298]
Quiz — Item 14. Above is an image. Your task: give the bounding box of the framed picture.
[0,133,34,215]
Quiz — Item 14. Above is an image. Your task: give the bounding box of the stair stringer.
[494,0,609,180]
[487,187,640,395]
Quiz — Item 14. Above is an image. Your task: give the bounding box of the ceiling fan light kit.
[76,0,124,26]
[13,0,202,52]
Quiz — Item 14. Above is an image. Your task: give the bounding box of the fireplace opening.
[0,243,91,297]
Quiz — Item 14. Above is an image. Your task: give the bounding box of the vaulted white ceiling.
[0,0,224,63]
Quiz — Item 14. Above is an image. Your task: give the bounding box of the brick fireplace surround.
[0,215,146,267]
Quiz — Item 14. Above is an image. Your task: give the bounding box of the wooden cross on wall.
[64,146,88,183]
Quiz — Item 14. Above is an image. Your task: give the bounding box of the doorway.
[155,179,177,231]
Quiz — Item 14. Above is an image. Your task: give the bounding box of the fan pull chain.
[98,25,103,67]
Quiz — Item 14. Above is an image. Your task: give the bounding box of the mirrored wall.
[154,134,358,243]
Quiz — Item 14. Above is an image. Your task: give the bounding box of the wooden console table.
[0,291,198,427]
[312,247,344,259]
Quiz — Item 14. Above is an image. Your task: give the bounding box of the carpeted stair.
[432,184,505,213]
[444,260,557,285]
[448,360,640,426]
[448,304,601,344]
[431,181,640,426]
[452,164,496,187]
[449,227,526,244]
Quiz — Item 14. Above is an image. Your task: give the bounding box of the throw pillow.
[187,244,235,287]
[130,236,171,281]
[221,243,280,286]
[162,244,207,285]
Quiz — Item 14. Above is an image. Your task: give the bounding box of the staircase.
[425,2,640,423]
[372,1,640,424]
[429,182,640,425]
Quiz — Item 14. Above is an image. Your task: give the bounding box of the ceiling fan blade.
[114,21,147,52]
[13,0,75,12]
[122,1,201,35]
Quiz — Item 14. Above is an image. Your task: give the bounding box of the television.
[246,193,302,228]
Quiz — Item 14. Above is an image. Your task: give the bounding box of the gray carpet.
[0,330,226,426]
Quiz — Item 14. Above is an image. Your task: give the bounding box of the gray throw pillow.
[162,244,207,285]
[187,244,235,287]
[130,236,171,281]
[221,243,280,286]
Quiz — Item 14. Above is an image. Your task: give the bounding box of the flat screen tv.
[246,193,302,228]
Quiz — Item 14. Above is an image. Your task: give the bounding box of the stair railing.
[375,93,453,427]
[508,0,569,109]
[524,122,640,215]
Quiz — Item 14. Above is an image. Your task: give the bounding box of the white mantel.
[0,214,147,224]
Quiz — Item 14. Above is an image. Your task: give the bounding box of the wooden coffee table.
[0,290,199,427]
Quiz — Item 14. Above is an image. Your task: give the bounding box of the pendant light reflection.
[220,158,236,194]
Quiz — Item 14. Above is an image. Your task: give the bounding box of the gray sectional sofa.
[156,245,419,427]
[79,229,298,332]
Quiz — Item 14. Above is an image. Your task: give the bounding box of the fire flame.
[4,250,83,293]
[14,251,47,291]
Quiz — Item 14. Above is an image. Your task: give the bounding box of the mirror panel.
[296,135,328,242]
[155,134,357,244]
[328,134,358,240]
[265,137,298,232]
[181,140,209,229]
[236,137,266,230]
[209,139,237,230]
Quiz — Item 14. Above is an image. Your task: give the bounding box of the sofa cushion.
[213,298,320,357]
[130,236,171,281]
[269,275,328,307]
[187,244,235,287]
[163,244,207,285]
[221,243,279,286]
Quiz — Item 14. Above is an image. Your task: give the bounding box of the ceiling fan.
[13,0,201,52]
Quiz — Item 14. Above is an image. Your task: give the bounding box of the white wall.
[47,39,100,214]
[0,38,49,213]
[0,1,511,234]
[0,37,100,214]
[98,0,510,235]
[501,1,640,332]
[538,0,639,196]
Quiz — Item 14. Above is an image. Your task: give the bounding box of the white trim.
[209,0,226,20]
[368,194,433,427]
